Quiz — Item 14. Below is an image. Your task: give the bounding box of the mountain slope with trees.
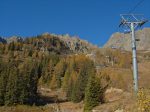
[0,34,107,112]
[0,33,97,54]
[0,32,150,112]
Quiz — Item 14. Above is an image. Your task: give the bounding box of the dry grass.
[99,67,133,91]
[138,61,150,89]
[0,105,54,112]
[0,102,83,112]
[94,88,138,112]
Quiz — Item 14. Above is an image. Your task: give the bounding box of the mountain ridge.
[104,28,150,51]
[0,33,98,54]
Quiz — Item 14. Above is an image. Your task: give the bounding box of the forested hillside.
[0,33,97,54]
[0,33,150,112]
[0,34,107,112]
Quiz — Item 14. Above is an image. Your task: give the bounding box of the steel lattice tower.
[119,14,148,93]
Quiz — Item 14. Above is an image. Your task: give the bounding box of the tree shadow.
[35,93,67,106]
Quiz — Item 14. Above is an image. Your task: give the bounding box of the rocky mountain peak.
[104,28,150,51]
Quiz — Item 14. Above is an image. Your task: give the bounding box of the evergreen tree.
[62,57,76,92]
[0,69,8,105]
[66,71,77,100]
[62,69,71,91]
[71,67,87,102]
[0,74,5,105]
[71,60,95,103]
[23,60,39,104]
[53,60,66,88]
[84,76,104,112]
[5,66,18,105]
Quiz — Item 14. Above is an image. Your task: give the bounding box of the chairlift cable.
[128,0,145,14]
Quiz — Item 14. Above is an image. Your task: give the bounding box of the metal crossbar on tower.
[119,14,148,94]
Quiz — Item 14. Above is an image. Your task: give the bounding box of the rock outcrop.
[42,33,97,54]
[6,36,23,43]
[104,28,150,51]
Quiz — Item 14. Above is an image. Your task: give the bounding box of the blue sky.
[0,0,150,46]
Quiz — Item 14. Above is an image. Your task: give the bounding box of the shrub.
[137,88,150,112]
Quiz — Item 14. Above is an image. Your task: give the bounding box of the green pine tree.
[71,66,88,102]
[84,76,104,112]
[0,70,7,105]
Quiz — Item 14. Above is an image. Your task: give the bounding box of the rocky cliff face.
[104,28,150,51]
[57,34,97,53]
[41,33,97,54]
[6,36,23,43]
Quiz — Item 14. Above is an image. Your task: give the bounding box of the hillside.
[0,33,102,112]
[0,47,150,112]
[0,33,97,54]
[104,28,150,51]
[0,33,150,112]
